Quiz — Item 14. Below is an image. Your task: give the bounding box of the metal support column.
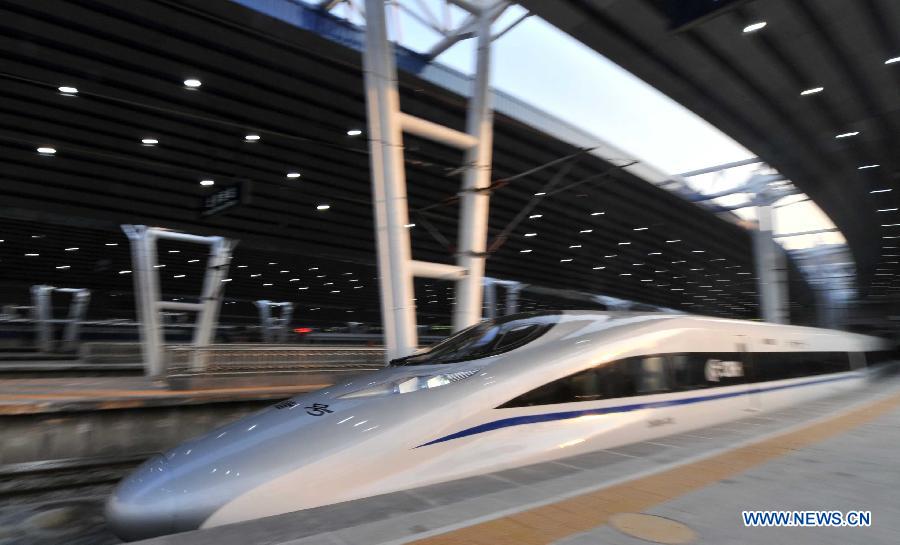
[30,285,90,353]
[753,205,788,324]
[123,225,236,377]
[505,283,522,315]
[255,300,294,343]
[364,0,418,361]
[482,277,497,321]
[362,0,504,362]
[453,5,496,332]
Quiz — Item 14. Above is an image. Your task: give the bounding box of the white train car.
[107,311,891,540]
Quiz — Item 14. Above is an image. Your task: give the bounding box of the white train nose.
[105,453,218,541]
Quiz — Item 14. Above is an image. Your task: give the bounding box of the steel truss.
[362,0,512,361]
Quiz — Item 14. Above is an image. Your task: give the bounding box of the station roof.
[519,0,900,295]
[0,0,814,324]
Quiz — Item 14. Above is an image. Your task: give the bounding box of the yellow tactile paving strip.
[411,391,900,545]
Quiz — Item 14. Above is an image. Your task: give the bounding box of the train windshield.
[390,312,560,366]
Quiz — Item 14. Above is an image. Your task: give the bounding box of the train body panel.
[106,311,889,540]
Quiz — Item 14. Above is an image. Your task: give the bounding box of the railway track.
[0,455,147,545]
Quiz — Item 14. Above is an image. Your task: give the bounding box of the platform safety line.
[398,387,900,545]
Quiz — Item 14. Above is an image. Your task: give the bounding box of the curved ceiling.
[0,0,816,324]
[519,0,900,297]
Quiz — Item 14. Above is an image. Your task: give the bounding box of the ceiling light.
[520,249,532,253]
[569,244,582,249]
[620,273,632,276]
[743,21,767,33]
[37,147,56,155]
[593,266,605,270]
[263,283,273,286]
[183,78,202,88]
[279,270,289,273]
[871,189,892,194]
[560,258,573,263]
[858,164,880,170]
[119,270,131,274]
[200,179,215,186]
[317,204,331,210]
[604,254,617,258]
[244,134,260,142]
[221,278,232,282]
[153,264,166,268]
[692,250,705,253]
[141,138,158,145]
[524,232,537,237]
[168,250,179,253]
[835,131,859,139]
[105,243,118,246]
[591,212,605,216]
[58,86,78,95]
[56,265,70,270]
[404,223,415,228]
[534,192,546,196]
[633,227,648,231]
[529,214,543,219]
[25,253,39,257]
[188,259,199,263]
[800,87,824,95]
[666,239,681,243]
[237,265,248,268]
[886,57,900,65]
[618,242,631,245]
[173,274,186,278]
[648,252,661,256]
[250,274,261,278]
[286,172,301,179]
[877,208,898,212]
[579,229,593,233]
[65,247,78,251]
[347,129,362,136]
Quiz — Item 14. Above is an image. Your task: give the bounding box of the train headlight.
[340,369,479,399]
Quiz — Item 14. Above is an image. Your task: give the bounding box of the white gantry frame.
[255,300,294,343]
[30,285,91,353]
[122,225,236,376]
[363,0,508,362]
[482,277,523,320]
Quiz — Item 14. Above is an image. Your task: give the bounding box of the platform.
[0,377,329,467]
[121,373,900,545]
[0,377,326,416]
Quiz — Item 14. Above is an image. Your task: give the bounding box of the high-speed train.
[106,311,891,540]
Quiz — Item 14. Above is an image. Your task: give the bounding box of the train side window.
[493,324,541,352]
[669,354,708,390]
[633,356,669,394]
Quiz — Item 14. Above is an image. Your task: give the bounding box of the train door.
[737,337,761,412]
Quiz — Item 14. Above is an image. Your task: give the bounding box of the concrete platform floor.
[134,374,900,545]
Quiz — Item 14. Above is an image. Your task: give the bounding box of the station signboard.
[200,181,251,217]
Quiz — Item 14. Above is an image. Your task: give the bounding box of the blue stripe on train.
[415,373,862,448]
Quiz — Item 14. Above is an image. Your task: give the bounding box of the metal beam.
[773,228,838,238]
[452,5,495,332]
[410,260,467,279]
[677,157,763,178]
[399,112,478,149]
